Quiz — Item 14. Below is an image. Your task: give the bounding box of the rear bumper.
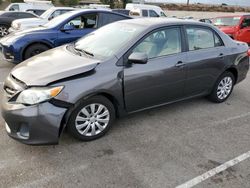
[1,98,67,145]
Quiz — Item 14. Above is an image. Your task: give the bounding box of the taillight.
[248,49,250,56]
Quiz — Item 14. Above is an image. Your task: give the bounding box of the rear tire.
[208,71,235,103]
[67,96,115,141]
[24,44,49,60]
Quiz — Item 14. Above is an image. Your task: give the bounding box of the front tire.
[67,96,115,141]
[0,25,9,37]
[208,71,235,103]
[24,44,49,60]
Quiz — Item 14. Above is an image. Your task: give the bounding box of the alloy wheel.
[75,103,110,137]
[0,26,8,37]
[217,76,233,100]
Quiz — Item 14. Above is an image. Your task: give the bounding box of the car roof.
[214,14,250,18]
[118,18,208,28]
[49,7,75,10]
[63,8,131,18]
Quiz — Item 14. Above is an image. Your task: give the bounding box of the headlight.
[16,86,64,105]
[12,22,20,30]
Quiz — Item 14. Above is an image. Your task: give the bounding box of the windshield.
[43,11,75,28]
[213,17,241,26]
[74,22,144,60]
[40,8,54,19]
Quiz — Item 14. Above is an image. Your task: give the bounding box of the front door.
[124,27,187,112]
[236,16,250,44]
[55,13,98,46]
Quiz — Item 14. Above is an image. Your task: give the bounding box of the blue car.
[0,9,131,64]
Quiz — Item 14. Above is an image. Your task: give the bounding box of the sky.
[147,0,250,6]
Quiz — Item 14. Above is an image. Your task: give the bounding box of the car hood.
[11,45,100,86]
[217,26,237,35]
[14,17,46,25]
[0,26,48,43]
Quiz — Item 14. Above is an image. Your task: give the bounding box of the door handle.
[219,53,224,59]
[175,61,185,67]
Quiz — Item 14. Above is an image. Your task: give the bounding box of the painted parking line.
[176,150,250,188]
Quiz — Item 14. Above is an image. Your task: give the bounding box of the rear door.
[183,25,226,97]
[123,26,187,112]
[235,16,250,44]
[55,13,98,46]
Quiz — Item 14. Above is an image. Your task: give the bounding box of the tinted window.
[1,12,16,17]
[142,9,148,17]
[149,10,158,17]
[64,14,97,29]
[100,13,128,26]
[186,27,216,50]
[18,12,35,18]
[242,17,250,27]
[133,27,182,59]
[9,4,19,11]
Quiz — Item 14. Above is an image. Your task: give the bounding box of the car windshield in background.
[213,17,241,26]
[74,22,144,60]
[43,11,74,27]
[40,9,54,19]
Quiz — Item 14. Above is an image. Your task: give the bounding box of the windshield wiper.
[74,47,94,57]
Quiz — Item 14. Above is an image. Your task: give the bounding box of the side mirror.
[48,16,54,21]
[61,24,75,31]
[128,52,148,64]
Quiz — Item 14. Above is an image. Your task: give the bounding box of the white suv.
[9,7,74,32]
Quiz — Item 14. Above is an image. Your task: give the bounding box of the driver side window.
[133,27,182,59]
[64,14,98,30]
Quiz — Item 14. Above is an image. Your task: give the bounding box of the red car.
[213,15,250,45]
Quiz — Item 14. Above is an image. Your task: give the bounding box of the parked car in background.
[5,0,53,12]
[199,18,212,24]
[0,11,37,37]
[213,15,250,44]
[112,9,130,16]
[2,18,249,145]
[0,9,131,64]
[9,7,74,32]
[26,9,46,16]
[126,3,166,17]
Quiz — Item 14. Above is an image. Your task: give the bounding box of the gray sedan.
[1,18,249,145]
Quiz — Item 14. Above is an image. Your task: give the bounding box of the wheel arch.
[225,67,238,83]
[58,92,122,138]
[21,41,54,61]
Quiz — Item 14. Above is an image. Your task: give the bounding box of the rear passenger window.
[214,33,223,47]
[186,27,223,50]
[133,27,181,59]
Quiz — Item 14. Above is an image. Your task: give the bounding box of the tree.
[100,0,114,9]
[59,0,78,6]
[187,0,189,6]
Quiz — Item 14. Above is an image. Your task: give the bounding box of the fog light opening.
[17,124,29,139]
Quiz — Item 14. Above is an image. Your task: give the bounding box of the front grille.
[3,74,27,100]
